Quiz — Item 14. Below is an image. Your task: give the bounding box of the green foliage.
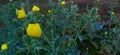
[0,0,120,55]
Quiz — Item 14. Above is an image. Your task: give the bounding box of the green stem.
[72,22,87,48]
[42,32,54,50]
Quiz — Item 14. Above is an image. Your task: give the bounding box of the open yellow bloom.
[32,5,40,12]
[1,43,8,51]
[17,8,26,19]
[61,1,66,5]
[26,23,42,38]
[48,9,51,13]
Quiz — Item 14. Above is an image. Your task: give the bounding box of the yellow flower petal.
[26,23,42,38]
[48,9,51,13]
[32,5,40,12]
[1,43,8,51]
[17,8,27,19]
[61,1,66,5]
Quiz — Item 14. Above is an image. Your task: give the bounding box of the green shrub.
[0,0,120,55]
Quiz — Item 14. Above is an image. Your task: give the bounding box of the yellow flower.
[1,43,8,51]
[48,9,51,13]
[17,8,27,19]
[32,5,40,12]
[61,1,66,5]
[26,23,42,38]
[112,12,115,15]
[104,32,108,35]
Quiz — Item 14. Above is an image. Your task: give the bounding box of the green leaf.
[90,8,97,18]
[68,38,74,47]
